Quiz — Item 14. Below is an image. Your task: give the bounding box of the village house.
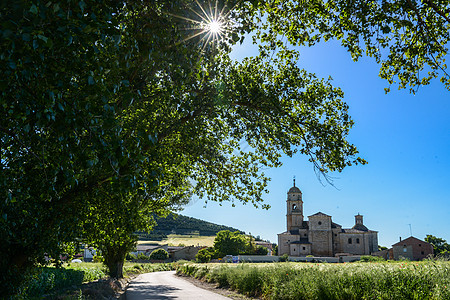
[391,236,434,260]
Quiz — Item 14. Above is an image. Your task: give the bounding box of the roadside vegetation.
[19,262,176,299]
[176,261,450,299]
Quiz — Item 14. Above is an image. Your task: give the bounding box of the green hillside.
[137,214,243,241]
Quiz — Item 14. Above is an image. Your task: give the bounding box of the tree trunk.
[107,259,124,278]
[104,246,127,279]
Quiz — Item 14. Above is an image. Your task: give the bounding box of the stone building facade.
[278,183,378,257]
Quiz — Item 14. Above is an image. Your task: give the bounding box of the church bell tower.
[286,179,304,231]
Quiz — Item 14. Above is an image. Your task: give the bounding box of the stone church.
[278,182,378,257]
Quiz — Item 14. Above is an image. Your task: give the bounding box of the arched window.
[348,238,352,244]
[292,204,297,211]
[356,238,360,244]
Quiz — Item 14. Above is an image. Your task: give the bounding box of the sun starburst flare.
[167,0,238,50]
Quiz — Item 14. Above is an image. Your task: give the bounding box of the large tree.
[3,0,416,293]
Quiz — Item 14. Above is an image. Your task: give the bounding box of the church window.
[304,234,307,237]
[293,204,297,210]
[421,251,424,255]
[302,247,306,250]
[419,244,421,247]
[348,238,352,244]
[318,221,322,225]
[356,238,360,244]
[335,234,337,237]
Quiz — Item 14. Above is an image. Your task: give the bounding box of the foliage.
[176,261,450,299]
[253,0,450,93]
[21,262,176,298]
[279,254,289,262]
[126,253,137,261]
[425,235,450,256]
[137,213,243,238]
[149,249,169,261]
[272,244,278,256]
[21,266,106,298]
[137,253,149,260]
[196,247,216,263]
[92,255,103,263]
[213,231,249,257]
[1,0,373,293]
[360,255,385,262]
[255,245,269,256]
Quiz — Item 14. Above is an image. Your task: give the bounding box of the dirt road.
[126,271,231,300]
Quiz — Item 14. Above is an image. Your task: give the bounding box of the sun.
[207,20,222,34]
[168,0,236,49]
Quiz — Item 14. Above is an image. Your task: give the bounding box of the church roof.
[288,186,301,193]
[331,222,342,228]
[309,211,331,217]
[352,224,369,231]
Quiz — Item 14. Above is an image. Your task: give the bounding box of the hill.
[136,213,243,241]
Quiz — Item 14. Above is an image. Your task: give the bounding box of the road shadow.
[126,282,181,300]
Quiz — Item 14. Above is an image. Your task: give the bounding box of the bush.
[360,255,385,262]
[137,253,148,260]
[92,255,103,263]
[255,245,269,255]
[279,254,289,262]
[126,253,137,261]
[149,249,169,260]
[196,248,213,263]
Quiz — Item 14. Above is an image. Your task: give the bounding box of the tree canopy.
[425,235,450,256]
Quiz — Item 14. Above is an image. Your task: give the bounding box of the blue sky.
[182,37,450,248]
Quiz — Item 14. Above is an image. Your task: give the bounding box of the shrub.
[137,253,148,260]
[255,246,269,255]
[279,254,289,262]
[126,253,137,261]
[92,255,103,263]
[360,255,385,262]
[196,248,213,263]
[149,249,169,260]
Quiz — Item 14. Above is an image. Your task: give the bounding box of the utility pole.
[408,224,412,237]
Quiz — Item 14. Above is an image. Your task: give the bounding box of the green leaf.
[29,4,38,14]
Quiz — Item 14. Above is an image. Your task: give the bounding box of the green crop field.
[176,261,450,299]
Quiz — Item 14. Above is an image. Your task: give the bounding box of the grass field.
[138,234,215,247]
[176,261,450,299]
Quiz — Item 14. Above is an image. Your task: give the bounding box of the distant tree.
[378,245,388,251]
[213,231,248,257]
[196,247,216,263]
[149,249,169,261]
[272,244,279,256]
[255,245,269,256]
[425,235,450,256]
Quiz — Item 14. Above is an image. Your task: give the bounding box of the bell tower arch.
[286,179,304,231]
